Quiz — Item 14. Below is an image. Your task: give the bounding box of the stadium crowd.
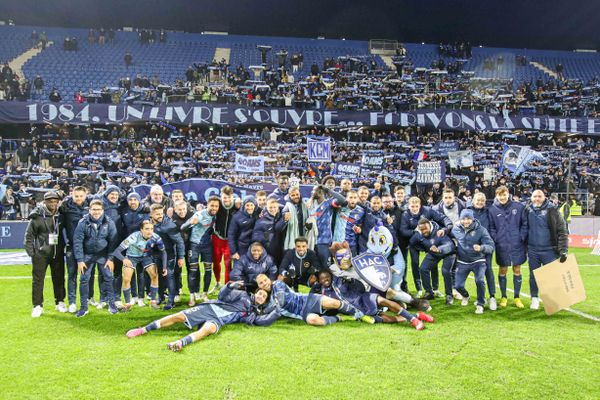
[1,123,598,219]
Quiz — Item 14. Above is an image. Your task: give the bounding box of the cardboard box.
[532,254,587,316]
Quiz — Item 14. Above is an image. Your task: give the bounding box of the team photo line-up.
[26,173,568,350]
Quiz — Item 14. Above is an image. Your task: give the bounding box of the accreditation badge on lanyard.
[48,233,59,245]
[47,214,59,245]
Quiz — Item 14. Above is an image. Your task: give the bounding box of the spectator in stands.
[124,52,133,69]
[48,87,62,102]
[2,187,17,220]
[16,141,31,169]
[33,75,44,98]
[16,184,33,219]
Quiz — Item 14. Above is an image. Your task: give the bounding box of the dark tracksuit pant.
[112,259,123,302]
[409,246,423,291]
[79,255,114,311]
[419,253,455,295]
[454,260,487,306]
[158,256,177,305]
[315,244,331,270]
[66,249,94,305]
[31,254,65,307]
[485,253,496,297]
[399,240,409,291]
[528,247,558,297]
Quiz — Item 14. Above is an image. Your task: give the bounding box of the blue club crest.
[351,252,392,292]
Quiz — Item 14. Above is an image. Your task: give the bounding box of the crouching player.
[409,218,456,304]
[311,270,433,330]
[256,274,374,326]
[111,220,167,310]
[126,281,279,351]
[452,210,495,314]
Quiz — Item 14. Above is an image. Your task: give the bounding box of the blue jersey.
[333,205,365,246]
[270,280,307,320]
[310,197,340,245]
[116,231,165,258]
[184,210,215,246]
[209,304,243,325]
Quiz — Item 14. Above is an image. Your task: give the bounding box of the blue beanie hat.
[127,192,141,202]
[460,209,474,220]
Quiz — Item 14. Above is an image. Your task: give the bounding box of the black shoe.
[422,292,435,300]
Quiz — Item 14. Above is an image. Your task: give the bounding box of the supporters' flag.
[500,144,521,174]
[412,150,427,161]
[448,150,473,168]
[434,141,459,156]
[234,153,265,173]
[416,161,446,183]
[307,136,331,162]
[500,144,545,175]
[514,147,545,175]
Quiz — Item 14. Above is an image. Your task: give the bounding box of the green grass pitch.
[0,248,598,399]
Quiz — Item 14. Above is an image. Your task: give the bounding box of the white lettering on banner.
[13,103,600,134]
[0,226,10,237]
[416,161,444,183]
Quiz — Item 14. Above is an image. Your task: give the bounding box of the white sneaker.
[31,305,43,318]
[174,295,181,303]
[530,297,540,310]
[145,294,152,301]
[461,296,470,306]
[194,292,202,301]
[433,290,444,298]
[88,298,98,307]
[200,293,209,302]
[208,283,222,295]
[137,298,146,307]
[475,305,484,314]
[453,289,463,300]
[96,301,107,310]
[489,297,497,311]
[68,303,77,313]
[55,302,67,313]
[114,301,123,310]
[416,290,423,298]
[131,297,138,304]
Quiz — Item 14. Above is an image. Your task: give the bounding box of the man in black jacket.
[25,191,65,318]
[526,190,569,310]
[278,237,322,291]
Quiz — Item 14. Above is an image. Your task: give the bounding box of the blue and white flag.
[307,136,331,162]
[500,144,545,175]
[234,154,265,173]
[448,150,473,168]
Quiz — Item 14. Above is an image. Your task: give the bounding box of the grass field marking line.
[467,276,600,322]
[0,276,42,279]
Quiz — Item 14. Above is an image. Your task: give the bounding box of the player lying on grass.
[311,269,434,330]
[255,273,375,326]
[110,220,167,311]
[126,281,279,351]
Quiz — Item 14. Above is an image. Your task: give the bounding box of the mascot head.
[330,241,352,270]
[367,221,394,257]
